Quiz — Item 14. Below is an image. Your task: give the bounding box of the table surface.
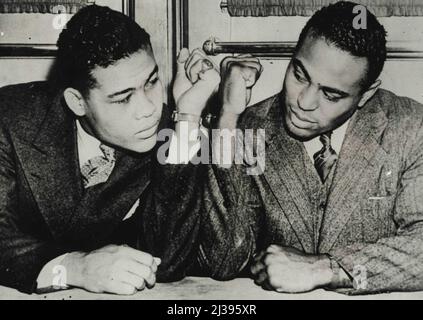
[1,277,423,300]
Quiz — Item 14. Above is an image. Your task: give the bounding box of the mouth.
[288,106,315,129]
[135,120,160,139]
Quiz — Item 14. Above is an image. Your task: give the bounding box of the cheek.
[88,105,130,139]
[284,75,301,103]
[318,101,353,127]
[85,103,114,133]
[147,82,164,109]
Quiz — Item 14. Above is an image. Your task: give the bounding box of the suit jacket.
[200,89,423,294]
[0,81,203,293]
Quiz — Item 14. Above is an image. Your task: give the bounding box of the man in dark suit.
[199,1,423,294]
[0,5,219,294]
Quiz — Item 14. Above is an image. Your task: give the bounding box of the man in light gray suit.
[198,1,423,294]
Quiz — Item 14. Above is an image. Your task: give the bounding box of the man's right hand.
[220,55,263,116]
[63,245,161,295]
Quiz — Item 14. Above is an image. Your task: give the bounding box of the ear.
[63,88,88,117]
[357,80,381,108]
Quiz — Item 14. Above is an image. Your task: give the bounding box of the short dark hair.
[52,5,151,96]
[295,1,387,89]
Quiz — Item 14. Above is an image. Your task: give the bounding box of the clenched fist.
[63,244,161,295]
[173,48,220,116]
[250,245,333,293]
[220,55,263,115]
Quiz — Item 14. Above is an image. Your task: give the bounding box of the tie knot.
[314,131,337,183]
[319,132,333,148]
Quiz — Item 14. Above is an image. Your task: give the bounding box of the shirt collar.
[303,119,350,161]
[76,120,103,168]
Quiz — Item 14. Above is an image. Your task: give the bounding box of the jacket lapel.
[318,92,389,253]
[13,94,83,239]
[62,150,152,245]
[261,96,315,253]
[13,91,155,244]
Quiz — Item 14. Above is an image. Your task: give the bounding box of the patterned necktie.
[81,144,116,188]
[313,132,338,183]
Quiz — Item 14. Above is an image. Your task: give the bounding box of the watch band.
[172,111,202,125]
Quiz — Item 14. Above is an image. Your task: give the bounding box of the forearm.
[0,240,66,294]
[328,231,423,294]
[218,109,240,130]
[166,117,204,165]
[213,110,242,167]
[198,215,255,280]
[142,160,204,282]
[199,165,256,280]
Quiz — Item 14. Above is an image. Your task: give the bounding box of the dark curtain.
[0,0,89,14]
[226,0,423,17]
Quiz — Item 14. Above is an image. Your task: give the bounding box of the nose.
[297,86,318,111]
[133,91,157,120]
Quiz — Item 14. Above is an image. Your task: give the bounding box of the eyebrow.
[292,58,349,97]
[320,86,349,97]
[292,58,311,82]
[107,65,159,99]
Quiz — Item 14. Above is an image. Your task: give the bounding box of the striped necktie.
[313,132,338,183]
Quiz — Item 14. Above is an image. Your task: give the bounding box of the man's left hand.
[250,245,333,293]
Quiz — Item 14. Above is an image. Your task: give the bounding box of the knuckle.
[137,280,146,290]
[192,52,204,63]
[150,272,157,282]
[269,277,282,289]
[266,264,279,278]
[144,254,154,266]
[116,245,126,254]
[229,63,242,72]
[266,264,275,276]
[145,267,154,280]
[263,254,274,266]
[122,285,136,296]
[104,244,119,254]
[193,48,204,54]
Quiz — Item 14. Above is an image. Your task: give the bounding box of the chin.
[128,135,158,154]
[284,117,317,141]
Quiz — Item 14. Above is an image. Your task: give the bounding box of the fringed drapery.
[0,0,89,14]
[225,0,423,17]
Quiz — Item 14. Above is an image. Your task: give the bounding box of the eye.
[115,95,132,105]
[323,91,341,102]
[145,76,159,89]
[293,68,307,83]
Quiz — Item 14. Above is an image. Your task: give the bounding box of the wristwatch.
[172,111,217,129]
[172,111,202,125]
